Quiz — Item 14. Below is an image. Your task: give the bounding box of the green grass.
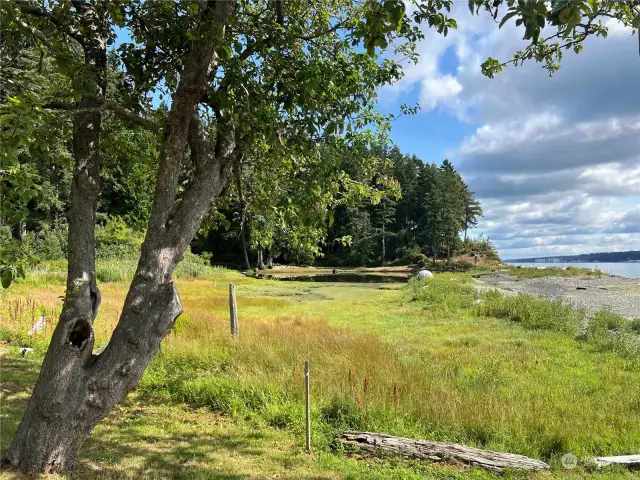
[1,270,640,479]
[507,265,605,279]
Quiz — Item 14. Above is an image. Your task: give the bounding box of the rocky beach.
[474,274,640,319]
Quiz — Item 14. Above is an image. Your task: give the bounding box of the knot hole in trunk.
[68,318,92,349]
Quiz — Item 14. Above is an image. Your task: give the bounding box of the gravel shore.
[474,274,640,319]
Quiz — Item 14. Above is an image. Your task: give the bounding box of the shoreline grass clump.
[410,274,475,314]
[475,290,583,335]
[507,266,604,279]
[586,310,640,358]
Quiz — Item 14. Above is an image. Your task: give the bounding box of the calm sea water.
[506,262,640,279]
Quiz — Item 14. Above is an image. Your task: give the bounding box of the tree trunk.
[256,247,265,269]
[381,223,386,266]
[11,221,26,242]
[6,3,107,470]
[335,431,549,473]
[234,163,251,271]
[5,1,236,473]
[266,249,273,268]
[240,228,250,270]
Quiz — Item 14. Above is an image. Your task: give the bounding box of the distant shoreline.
[507,261,640,264]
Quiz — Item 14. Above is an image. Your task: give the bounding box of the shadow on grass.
[1,355,328,480]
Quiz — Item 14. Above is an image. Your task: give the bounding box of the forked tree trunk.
[5,1,236,473]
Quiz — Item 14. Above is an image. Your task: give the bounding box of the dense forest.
[197,146,496,268]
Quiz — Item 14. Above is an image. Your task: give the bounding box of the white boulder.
[416,270,434,280]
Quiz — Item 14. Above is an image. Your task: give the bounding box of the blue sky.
[377,7,640,259]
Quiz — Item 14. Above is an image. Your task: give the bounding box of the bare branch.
[15,0,85,46]
[42,100,161,132]
[297,20,349,41]
[5,7,53,48]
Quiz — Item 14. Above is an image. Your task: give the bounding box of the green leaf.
[217,45,232,60]
[499,11,518,29]
[187,3,199,16]
[632,12,640,28]
[558,7,572,23]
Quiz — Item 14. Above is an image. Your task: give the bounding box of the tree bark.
[5,1,237,474]
[592,455,640,469]
[266,249,273,268]
[335,431,549,473]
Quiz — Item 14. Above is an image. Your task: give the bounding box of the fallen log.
[591,455,640,469]
[335,431,549,473]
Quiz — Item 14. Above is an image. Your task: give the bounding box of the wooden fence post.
[229,283,239,338]
[305,360,311,452]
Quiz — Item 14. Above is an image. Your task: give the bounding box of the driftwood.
[335,431,549,473]
[592,455,640,469]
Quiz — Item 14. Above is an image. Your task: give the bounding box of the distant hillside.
[507,251,640,263]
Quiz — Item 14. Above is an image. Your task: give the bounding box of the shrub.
[631,319,640,334]
[95,216,141,259]
[23,225,68,260]
[320,397,365,430]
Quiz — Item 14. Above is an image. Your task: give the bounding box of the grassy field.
[1,267,639,479]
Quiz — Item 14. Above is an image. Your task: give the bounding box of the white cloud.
[382,8,640,257]
[419,75,463,110]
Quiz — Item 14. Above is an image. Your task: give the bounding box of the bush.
[631,319,640,334]
[23,225,68,260]
[95,216,141,259]
[320,397,366,430]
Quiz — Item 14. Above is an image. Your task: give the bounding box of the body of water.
[251,273,410,283]
[506,262,640,279]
